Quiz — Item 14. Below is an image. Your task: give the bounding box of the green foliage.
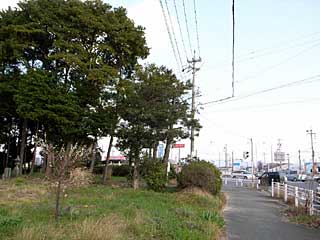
[202,211,225,227]
[112,165,130,177]
[0,178,225,240]
[0,215,22,228]
[168,165,177,180]
[141,159,167,192]
[178,161,222,195]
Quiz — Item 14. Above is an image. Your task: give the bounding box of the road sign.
[172,143,185,148]
[274,151,285,162]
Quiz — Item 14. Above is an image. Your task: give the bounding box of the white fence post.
[224,178,227,185]
[309,190,314,216]
[236,179,238,186]
[271,179,274,197]
[241,179,243,187]
[284,183,287,202]
[256,179,260,190]
[294,186,298,207]
[277,182,280,198]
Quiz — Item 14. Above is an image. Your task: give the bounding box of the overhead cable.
[201,74,320,106]
[182,0,193,56]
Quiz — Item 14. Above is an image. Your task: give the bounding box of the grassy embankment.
[0,175,225,240]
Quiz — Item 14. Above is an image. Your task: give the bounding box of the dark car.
[259,172,281,186]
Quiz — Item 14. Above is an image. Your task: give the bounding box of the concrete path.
[223,186,320,240]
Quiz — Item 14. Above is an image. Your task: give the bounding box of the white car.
[297,174,307,182]
[231,170,256,180]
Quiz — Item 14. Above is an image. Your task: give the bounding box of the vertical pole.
[306,129,316,176]
[231,151,234,173]
[224,144,228,168]
[188,53,201,158]
[271,179,274,197]
[284,183,287,202]
[251,138,254,182]
[178,148,181,163]
[295,186,298,207]
[309,190,314,216]
[298,150,302,174]
[270,145,273,172]
[277,182,280,198]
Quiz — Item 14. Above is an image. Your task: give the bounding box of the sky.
[2,0,320,167]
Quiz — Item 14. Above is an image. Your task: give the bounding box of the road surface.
[223,186,320,240]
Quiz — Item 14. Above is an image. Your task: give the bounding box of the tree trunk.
[163,139,172,166]
[89,138,97,173]
[132,148,140,190]
[148,148,152,160]
[30,122,39,175]
[153,143,158,160]
[55,142,71,221]
[45,144,53,177]
[19,119,28,175]
[103,135,113,184]
[55,178,62,221]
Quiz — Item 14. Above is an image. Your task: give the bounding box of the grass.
[284,207,320,228]
[0,175,225,240]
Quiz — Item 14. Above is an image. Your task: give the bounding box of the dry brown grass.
[180,186,212,198]
[0,178,48,205]
[12,214,127,240]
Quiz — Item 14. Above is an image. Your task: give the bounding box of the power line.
[193,0,201,58]
[203,32,320,70]
[201,74,320,106]
[164,0,184,67]
[210,98,320,113]
[182,0,193,56]
[158,0,182,75]
[173,0,189,60]
[238,41,320,83]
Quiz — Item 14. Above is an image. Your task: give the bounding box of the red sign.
[172,144,185,148]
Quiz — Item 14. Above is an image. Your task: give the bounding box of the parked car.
[305,174,320,182]
[231,170,256,180]
[259,172,281,186]
[286,174,298,181]
[297,174,307,182]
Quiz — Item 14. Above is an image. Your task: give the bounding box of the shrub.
[112,165,130,177]
[141,159,167,192]
[177,161,222,195]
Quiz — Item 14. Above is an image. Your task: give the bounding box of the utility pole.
[306,129,316,176]
[298,150,301,174]
[231,151,234,173]
[287,153,290,172]
[188,52,201,158]
[270,145,273,172]
[250,138,254,181]
[224,145,228,168]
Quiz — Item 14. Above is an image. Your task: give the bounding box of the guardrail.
[223,177,320,216]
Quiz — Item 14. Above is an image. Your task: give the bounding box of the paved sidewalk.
[223,186,320,240]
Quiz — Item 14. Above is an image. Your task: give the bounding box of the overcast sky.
[2,0,320,166]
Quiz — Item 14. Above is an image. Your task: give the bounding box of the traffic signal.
[243,151,249,159]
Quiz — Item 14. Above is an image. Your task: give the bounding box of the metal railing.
[223,177,320,216]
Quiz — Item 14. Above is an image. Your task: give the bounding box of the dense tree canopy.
[0,0,200,187]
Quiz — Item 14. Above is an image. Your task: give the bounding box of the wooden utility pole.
[298,150,302,174]
[188,52,201,158]
[306,129,316,176]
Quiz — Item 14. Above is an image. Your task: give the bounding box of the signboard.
[157,144,164,158]
[274,151,285,162]
[172,143,185,148]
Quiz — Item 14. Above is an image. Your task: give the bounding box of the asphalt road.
[223,186,320,240]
